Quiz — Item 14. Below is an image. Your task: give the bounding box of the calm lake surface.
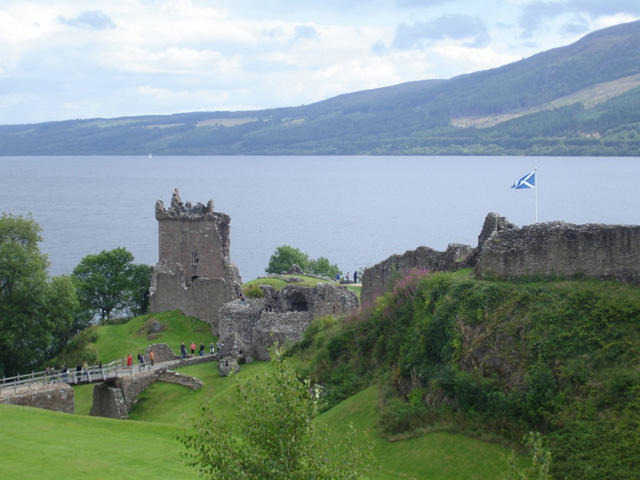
[1,155,639,281]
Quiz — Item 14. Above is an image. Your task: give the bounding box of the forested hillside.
[2,21,640,156]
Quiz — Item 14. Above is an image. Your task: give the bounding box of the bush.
[243,283,264,299]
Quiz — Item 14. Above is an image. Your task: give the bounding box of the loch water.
[1,155,639,281]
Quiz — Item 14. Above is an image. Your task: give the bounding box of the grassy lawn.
[44,359,518,480]
[0,404,193,480]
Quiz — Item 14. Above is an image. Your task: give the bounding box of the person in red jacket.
[126,353,133,367]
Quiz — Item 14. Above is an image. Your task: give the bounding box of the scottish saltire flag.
[511,170,536,189]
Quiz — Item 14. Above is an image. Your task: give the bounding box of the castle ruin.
[361,213,640,305]
[149,189,242,333]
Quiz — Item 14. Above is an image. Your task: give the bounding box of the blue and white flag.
[511,170,536,189]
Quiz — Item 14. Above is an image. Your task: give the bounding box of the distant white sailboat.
[148,153,152,159]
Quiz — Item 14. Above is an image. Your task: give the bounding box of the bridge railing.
[0,360,142,395]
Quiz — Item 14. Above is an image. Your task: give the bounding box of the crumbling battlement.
[361,243,474,306]
[362,212,640,305]
[475,219,640,283]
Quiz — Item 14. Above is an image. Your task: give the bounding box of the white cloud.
[0,0,638,124]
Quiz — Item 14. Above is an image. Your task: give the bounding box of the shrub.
[243,283,264,299]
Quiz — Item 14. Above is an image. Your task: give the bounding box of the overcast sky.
[0,1,638,125]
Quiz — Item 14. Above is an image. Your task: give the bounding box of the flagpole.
[534,167,538,224]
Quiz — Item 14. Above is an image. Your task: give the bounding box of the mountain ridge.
[2,20,640,156]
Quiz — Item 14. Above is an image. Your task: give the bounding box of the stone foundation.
[0,383,74,414]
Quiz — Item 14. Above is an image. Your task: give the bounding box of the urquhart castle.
[149,189,640,369]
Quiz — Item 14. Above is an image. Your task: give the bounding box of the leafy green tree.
[0,213,78,377]
[265,245,309,274]
[308,256,341,279]
[180,347,373,480]
[128,263,152,317]
[72,247,150,322]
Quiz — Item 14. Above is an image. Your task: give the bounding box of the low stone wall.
[0,383,74,414]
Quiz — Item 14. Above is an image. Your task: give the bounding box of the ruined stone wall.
[280,283,359,318]
[157,213,231,282]
[0,384,74,414]
[218,283,359,363]
[150,267,231,333]
[253,311,313,361]
[361,243,473,306]
[475,220,640,283]
[218,300,264,347]
[362,213,640,306]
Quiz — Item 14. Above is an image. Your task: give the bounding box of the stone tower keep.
[149,189,242,334]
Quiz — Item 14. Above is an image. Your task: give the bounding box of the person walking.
[126,353,133,367]
[137,352,145,371]
[149,350,155,367]
[180,342,187,358]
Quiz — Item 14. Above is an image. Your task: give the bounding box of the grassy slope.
[4,309,514,479]
[0,404,191,480]
[319,385,515,480]
[93,309,216,364]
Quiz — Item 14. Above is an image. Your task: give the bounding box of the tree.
[0,213,78,377]
[72,247,150,322]
[265,245,309,274]
[308,256,341,279]
[180,347,372,480]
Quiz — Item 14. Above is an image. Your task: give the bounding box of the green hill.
[2,21,640,156]
[294,269,640,480]
[6,267,639,479]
